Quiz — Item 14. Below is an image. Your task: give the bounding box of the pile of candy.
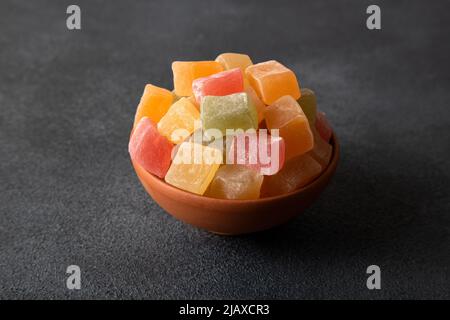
[129,53,333,199]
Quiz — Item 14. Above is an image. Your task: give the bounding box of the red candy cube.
[128,117,173,179]
[192,68,244,104]
[315,111,332,142]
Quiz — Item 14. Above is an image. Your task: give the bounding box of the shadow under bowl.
[131,133,340,235]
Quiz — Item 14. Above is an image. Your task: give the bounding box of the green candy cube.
[201,93,258,136]
[297,88,317,123]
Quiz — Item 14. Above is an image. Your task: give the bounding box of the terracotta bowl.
[131,133,339,235]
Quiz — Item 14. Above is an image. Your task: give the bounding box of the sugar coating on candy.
[129,117,173,179]
[134,84,173,126]
[165,142,222,195]
[192,68,244,104]
[245,60,301,105]
[201,93,258,136]
[261,153,322,197]
[244,83,266,124]
[172,61,223,97]
[206,165,263,200]
[157,97,200,144]
[227,132,285,176]
[309,126,332,168]
[265,95,313,160]
[315,111,332,142]
[298,88,317,123]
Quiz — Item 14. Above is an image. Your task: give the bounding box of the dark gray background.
[0,0,449,299]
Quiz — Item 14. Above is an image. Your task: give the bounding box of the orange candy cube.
[261,153,322,197]
[245,60,301,105]
[134,84,173,126]
[265,95,313,159]
[172,61,223,97]
[244,83,265,124]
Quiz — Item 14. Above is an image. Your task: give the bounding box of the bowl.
[131,133,339,235]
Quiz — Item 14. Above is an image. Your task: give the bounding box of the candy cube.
[171,90,181,103]
[193,68,244,104]
[134,84,173,126]
[215,53,253,72]
[181,128,228,152]
[309,127,332,168]
[170,128,209,163]
[244,83,265,124]
[297,88,317,123]
[129,117,173,179]
[245,60,301,105]
[261,154,322,197]
[315,111,332,142]
[194,128,229,150]
[216,53,253,87]
[157,97,200,144]
[265,95,313,159]
[206,165,263,200]
[201,93,258,136]
[227,131,285,175]
[172,61,223,96]
[187,95,200,110]
[165,142,222,195]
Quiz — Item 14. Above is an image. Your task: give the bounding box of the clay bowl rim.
[133,132,339,204]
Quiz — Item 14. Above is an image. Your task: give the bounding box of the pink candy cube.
[128,117,173,179]
[316,111,332,142]
[192,68,244,103]
[227,131,285,175]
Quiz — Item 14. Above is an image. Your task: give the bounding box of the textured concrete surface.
[0,0,449,299]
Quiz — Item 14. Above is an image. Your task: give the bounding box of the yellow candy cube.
[165,142,222,195]
[215,53,253,72]
[157,97,200,144]
[134,84,173,126]
[246,60,301,105]
[216,53,253,87]
[172,61,223,97]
